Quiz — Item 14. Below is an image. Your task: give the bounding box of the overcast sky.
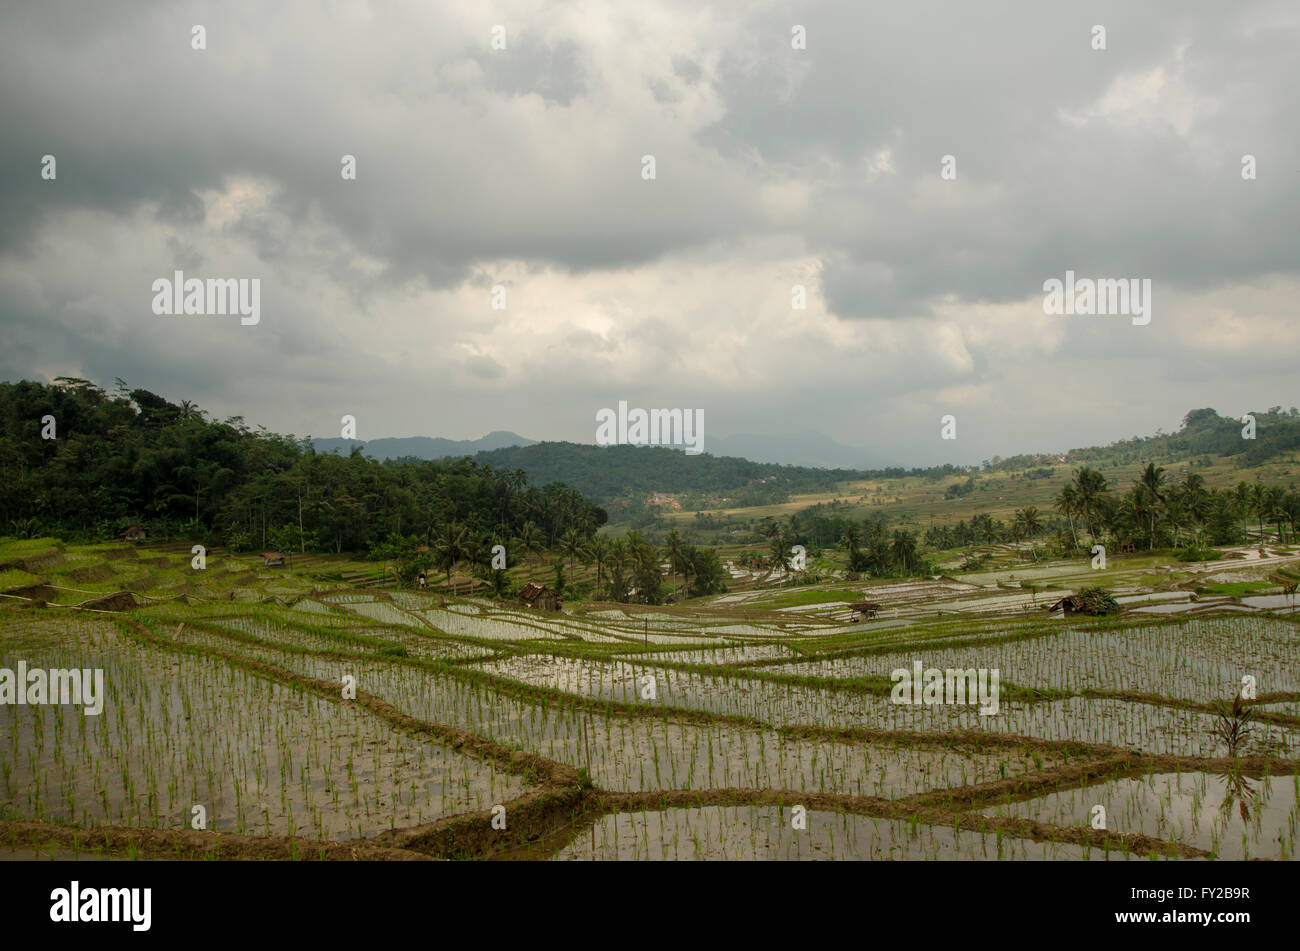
[2,0,1297,466]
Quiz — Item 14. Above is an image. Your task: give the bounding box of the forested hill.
[470,441,876,506]
[0,378,605,550]
[471,408,1300,508]
[312,431,535,460]
[987,407,1300,472]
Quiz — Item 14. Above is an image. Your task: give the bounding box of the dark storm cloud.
[698,0,1299,318]
[0,0,1296,462]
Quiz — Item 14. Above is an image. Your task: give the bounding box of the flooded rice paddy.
[3,543,1299,860]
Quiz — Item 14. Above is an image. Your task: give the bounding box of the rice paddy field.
[2,538,1299,861]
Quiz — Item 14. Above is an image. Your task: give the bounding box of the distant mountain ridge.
[312,430,535,460]
[707,432,886,468]
[309,407,1300,509]
[313,429,884,468]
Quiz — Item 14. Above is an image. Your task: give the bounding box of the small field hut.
[519,582,560,611]
[849,601,882,620]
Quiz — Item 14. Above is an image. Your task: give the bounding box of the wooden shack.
[1047,589,1119,616]
[519,582,560,611]
[849,601,882,621]
[1047,595,1084,615]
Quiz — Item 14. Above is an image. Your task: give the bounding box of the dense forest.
[468,441,852,507]
[470,441,973,509]
[986,407,1300,473]
[471,407,1300,510]
[0,378,606,556]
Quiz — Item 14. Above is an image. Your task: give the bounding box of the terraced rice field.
[2,539,1299,860]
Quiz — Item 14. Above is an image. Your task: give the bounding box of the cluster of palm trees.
[837,522,922,576]
[1054,464,1300,551]
[423,521,724,603]
[922,509,1043,551]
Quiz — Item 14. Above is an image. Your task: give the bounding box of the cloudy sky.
[2,0,1297,466]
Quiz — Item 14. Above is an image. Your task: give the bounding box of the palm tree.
[768,533,790,574]
[1181,474,1209,544]
[586,535,610,590]
[1164,491,1187,548]
[839,523,865,572]
[433,520,466,583]
[514,521,542,576]
[663,529,688,594]
[1282,490,1300,546]
[606,537,629,600]
[1246,483,1268,552]
[560,527,584,574]
[1014,507,1042,561]
[1136,463,1168,550]
[890,530,918,575]
[1265,485,1286,547]
[1071,467,1109,543]
[465,531,493,577]
[1054,484,1080,550]
[625,531,657,574]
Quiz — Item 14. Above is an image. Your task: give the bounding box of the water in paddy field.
[552,806,1105,861]
[981,772,1300,860]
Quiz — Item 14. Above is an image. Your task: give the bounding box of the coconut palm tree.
[891,530,918,575]
[1246,482,1268,551]
[1136,463,1168,549]
[1180,474,1210,544]
[1164,491,1187,548]
[1282,490,1300,546]
[1054,484,1080,550]
[433,520,466,583]
[839,523,866,572]
[663,529,689,594]
[1265,485,1286,547]
[560,527,584,574]
[586,535,610,590]
[465,530,493,578]
[514,521,543,577]
[768,533,790,574]
[1014,507,1043,561]
[606,537,630,601]
[1072,467,1109,543]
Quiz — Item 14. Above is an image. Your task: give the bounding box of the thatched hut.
[849,601,882,620]
[1047,595,1084,615]
[519,582,560,611]
[1048,587,1119,616]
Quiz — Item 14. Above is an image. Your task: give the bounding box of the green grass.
[1199,581,1279,596]
[0,568,42,590]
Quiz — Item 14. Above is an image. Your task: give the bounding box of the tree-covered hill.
[0,378,605,552]
[987,407,1300,473]
[469,441,878,507]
